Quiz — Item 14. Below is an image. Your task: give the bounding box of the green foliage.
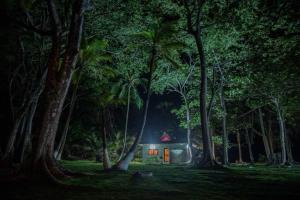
[212,135,223,145]
[66,124,101,160]
[80,39,112,65]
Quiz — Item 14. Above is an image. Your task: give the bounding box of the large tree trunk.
[194,32,217,167]
[258,108,272,163]
[236,131,243,163]
[29,0,86,181]
[114,48,155,170]
[118,86,131,162]
[273,98,287,165]
[183,0,217,168]
[245,128,254,164]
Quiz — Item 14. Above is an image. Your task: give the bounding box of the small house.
[140,132,189,164]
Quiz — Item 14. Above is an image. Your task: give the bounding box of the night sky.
[129,92,187,144]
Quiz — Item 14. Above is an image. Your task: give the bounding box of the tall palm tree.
[114,16,184,170]
[113,70,143,161]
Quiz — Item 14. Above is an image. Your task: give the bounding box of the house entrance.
[164,148,169,163]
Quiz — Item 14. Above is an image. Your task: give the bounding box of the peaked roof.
[160,132,171,142]
[140,132,187,144]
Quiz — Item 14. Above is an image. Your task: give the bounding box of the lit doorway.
[164,148,169,163]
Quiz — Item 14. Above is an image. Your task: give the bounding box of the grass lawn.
[2,160,300,200]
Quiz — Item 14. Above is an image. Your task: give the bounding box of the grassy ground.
[2,160,300,200]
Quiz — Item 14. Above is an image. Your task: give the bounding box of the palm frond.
[132,31,155,41]
[119,84,127,99]
[132,87,143,109]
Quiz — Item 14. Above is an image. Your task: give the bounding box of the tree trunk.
[29,0,86,181]
[183,96,192,163]
[118,86,131,162]
[17,104,36,164]
[236,131,243,163]
[54,97,77,161]
[258,108,272,163]
[14,114,27,154]
[19,69,47,164]
[207,66,216,121]
[1,111,26,162]
[54,77,79,161]
[220,81,228,165]
[211,127,215,160]
[245,128,254,164]
[101,112,111,170]
[285,129,294,165]
[267,117,275,163]
[273,98,287,165]
[194,31,217,167]
[114,48,155,170]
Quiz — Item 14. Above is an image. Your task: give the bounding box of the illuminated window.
[148,149,158,155]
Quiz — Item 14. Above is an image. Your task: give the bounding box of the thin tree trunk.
[183,96,192,163]
[54,78,79,160]
[211,127,215,160]
[118,86,131,162]
[15,114,27,152]
[114,48,155,170]
[12,113,28,164]
[285,128,294,165]
[115,77,151,170]
[258,108,272,163]
[1,112,26,162]
[207,67,216,163]
[4,63,47,164]
[102,111,111,170]
[267,117,274,163]
[273,98,287,165]
[220,81,228,165]
[19,103,37,163]
[207,66,216,121]
[19,69,47,164]
[236,131,243,163]
[54,96,77,161]
[245,128,254,164]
